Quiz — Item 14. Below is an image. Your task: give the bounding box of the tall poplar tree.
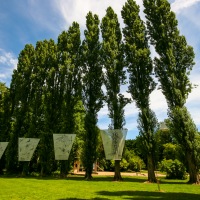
[57,22,82,177]
[0,83,11,174]
[143,0,200,183]
[34,40,55,176]
[101,7,130,181]
[38,39,59,176]
[6,44,35,174]
[122,0,158,183]
[43,39,60,134]
[81,12,104,180]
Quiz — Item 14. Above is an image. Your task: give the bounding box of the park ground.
[1,172,200,200]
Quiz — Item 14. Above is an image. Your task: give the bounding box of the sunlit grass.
[0,175,200,199]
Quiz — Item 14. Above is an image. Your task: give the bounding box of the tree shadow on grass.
[0,174,189,185]
[0,175,146,183]
[96,190,200,200]
[58,198,110,200]
[0,174,85,181]
[159,179,189,185]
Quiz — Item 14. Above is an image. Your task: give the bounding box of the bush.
[159,159,187,179]
[110,159,129,171]
[128,156,145,172]
[123,149,145,172]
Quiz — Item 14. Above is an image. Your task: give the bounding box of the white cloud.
[0,49,17,68]
[150,88,168,123]
[0,49,17,85]
[53,0,143,30]
[187,75,200,103]
[0,74,6,78]
[171,0,200,13]
[98,104,108,119]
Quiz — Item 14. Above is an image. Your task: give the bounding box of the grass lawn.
[0,175,200,200]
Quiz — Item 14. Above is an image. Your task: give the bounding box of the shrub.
[110,159,129,171]
[128,156,145,172]
[159,159,187,179]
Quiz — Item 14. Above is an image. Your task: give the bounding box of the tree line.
[0,0,199,183]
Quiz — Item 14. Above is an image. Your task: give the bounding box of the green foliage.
[57,22,82,134]
[5,22,82,176]
[57,22,82,177]
[155,126,183,163]
[168,107,199,151]
[81,12,104,179]
[101,6,130,180]
[159,159,187,180]
[72,99,85,162]
[123,149,145,172]
[125,139,137,151]
[110,158,129,171]
[122,0,158,182]
[155,129,171,161]
[143,0,199,183]
[97,141,145,172]
[1,3,198,183]
[0,83,10,141]
[0,82,8,115]
[101,6,130,130]
[34,40,57,176]
[122,0,156,107]
[163,143,181,160]
[0,83,11,174]
[128,157,144,172]
[6,44,36,174]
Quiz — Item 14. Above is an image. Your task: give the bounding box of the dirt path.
[74,171,165,177]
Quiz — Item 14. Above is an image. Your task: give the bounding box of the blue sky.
[0,0,200,139]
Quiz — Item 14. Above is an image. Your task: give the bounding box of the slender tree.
[122,0,158,183]
[71,99,86,171]
[6,44,35,174]
[101,7,130,181]
[39,39,60,176]
[57,22,82,177]
[0,83,11,174]
[81,12,104,180]
[143,0,200,183]
[33,40,56,176]
[42,39,60,134]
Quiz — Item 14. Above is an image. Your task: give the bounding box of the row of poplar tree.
[0,0,200,183]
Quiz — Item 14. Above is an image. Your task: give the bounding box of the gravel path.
[74,171,165,177]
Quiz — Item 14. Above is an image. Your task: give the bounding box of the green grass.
[0,175,200,200]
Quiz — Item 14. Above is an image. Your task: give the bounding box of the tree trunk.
[40,166,44,177]
[0,166,3,175]
[84,164,93,180]
[147,154,157,183]
[60,160,70,178]
[186,151,200,184]
[113,160,122,181]
[22,162,29,176]
[0,155,5,175]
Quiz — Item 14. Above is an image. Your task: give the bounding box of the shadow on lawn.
[66,176,146,183]
[96,190,200,200]
[0,175,146,183]
[0,174,190,185]
[55,190,200,200]
[58,198,110,200]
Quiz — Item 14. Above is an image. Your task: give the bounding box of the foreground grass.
[0,175,200,200]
